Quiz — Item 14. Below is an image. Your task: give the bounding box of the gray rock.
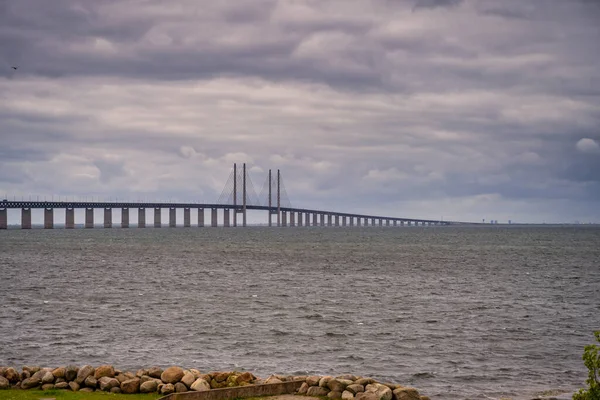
[265,376,283,384]
[121,378,140,394]
[320,376,334,388]
[98,377,120,392]
[21,377,41,389]
[75,365,95,385]
[181,371,195,388]
[69,381,80,391]
[356,392,379,400]
[55,382,69,389]
[161,383,175,395]
[140,380,159,393]
[189,369,202,380]
[115,374,129,384]
[347,384,365,394]
[328,390,343,399]
[79,387,94,393]
[298,382,309,394]
[84,375,97,388]
[4,367,19,383]
[308,386,330,396]
[356,378,375,386]
[306,375,321,386]
[342,390,355,400]
[0,376,10,390]
[31,370,46,381]
[110,386,121,393]
[190,378,211,391]
[41,383,55,391]
[175,382,188,393]
[65,365,78,382]
[392,387,421,400]
[328,379,347,392]
[148,366,163,379]
[140,375,153,384]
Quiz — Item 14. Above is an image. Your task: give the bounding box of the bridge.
[0,164,452,229]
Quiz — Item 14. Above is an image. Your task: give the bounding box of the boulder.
[215,372,230,382]
[116,374,129,384]
[392,387,420,400]
[328,378,348,392]
[4,367,19,383]
[140,380,159,393]
[55,378,65,384]
[148,366,163,379]
[121,378,140,394]
[338,375,358,381]
[42,383,55,391]
[98,377,120,392]
[181,371,196,387]
[21,377,41,389]
[161,383,175,395]
[161,366,184,384]
[79,387,94,393]
[356,393,379,400]
[21,370,30,380]
[307,386,330,396]
[140,375,153,384]
[347,384,365,394]
[190,378,211,392]
[41,371,54,384]
[306,375,321,386]
[136,369,149,378]
[31,370,46,381]
[265,375,283,384]
[55,382,69,389]
[69,381,80,391]
[365,383,392,400]
[298,382,309,394]
[210,378,228,389]
[65,365,78,382]
[94,365,115,379]
[355,378,375,386]
[23,366,40,374]
[84,375,97,388]
[0,376,10,390]
[420,397,430,400]
[320,376,333,388]
[52,367,66,379]
[189,369,201,380]
[328,391,343,399]
[110,387,121,393]
[175,382,188,393]
[124,371,136,379]
[75,365,95,385]
[342,390,355,400]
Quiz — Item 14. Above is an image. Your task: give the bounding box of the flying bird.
[11,66,18,70]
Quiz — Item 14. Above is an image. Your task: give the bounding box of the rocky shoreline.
[0,365,429,400]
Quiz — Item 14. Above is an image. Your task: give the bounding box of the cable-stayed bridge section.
[0,164,453,229]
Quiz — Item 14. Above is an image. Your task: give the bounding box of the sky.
[1,0,599,224]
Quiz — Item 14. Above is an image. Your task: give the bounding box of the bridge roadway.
[0,200,452,229]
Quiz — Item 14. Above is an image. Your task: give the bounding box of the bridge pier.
[198,208,204,227]
[21,208,31,229]
[184,208,190,227]
[169,208,176,227]
[104,208,112,228]
[341,216,346,226]
[122,208,129,228]
[44,208,53,229]
[138,208,146,228]
[268,210,272,227]
[154,208,161,228]
[297,212,302,227]
[379,218,383,227]
[357,217,361,227]
[310,213,316,226]
[290,211,295,227]
[211,208,217,227]
[0,208,7,229]
[393,220,397,227]
[85,208,94,228]
[327,214,332,227]
[385,219,389,227]
[335,215,339,227]
[224,209,230,227]
[66,208,75,229]
[349,216,354,227]
[281,211,287,227]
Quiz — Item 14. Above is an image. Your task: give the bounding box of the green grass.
[0,389,162,400]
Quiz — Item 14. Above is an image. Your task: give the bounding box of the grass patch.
[0,389,162,400]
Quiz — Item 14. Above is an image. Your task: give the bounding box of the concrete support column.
[327,214,332,227]
[154,208,161,228]
[66,208,75,229]
[44,208,54,229]
[122,208,129,228]
[379,219,383,227]
[297,212,302,227]
[311,213,316,226]
[357,217,361,227]
[169,208,176,228]
[184,208,191,227]
[198,208,204,227]
[138,208,146,228]
[393,220,397,227]
[104,208,112,228]
[85,208,94,228]
[342,216,346,226]
[290,211,295,227]
[22,208,32,229]
[335,215,339,227]
[224,209,230,227]
[350,216,354,227]
[281,211,287,227]
[0,208,7,229]
[211,208,218,227]
[303,213,308,226]
[401,220,405,226]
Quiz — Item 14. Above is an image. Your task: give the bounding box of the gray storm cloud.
[1,0,599,223]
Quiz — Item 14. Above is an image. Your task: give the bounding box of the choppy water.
[0,226,598,399]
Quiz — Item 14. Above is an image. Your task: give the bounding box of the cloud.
[576,138,600,154]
